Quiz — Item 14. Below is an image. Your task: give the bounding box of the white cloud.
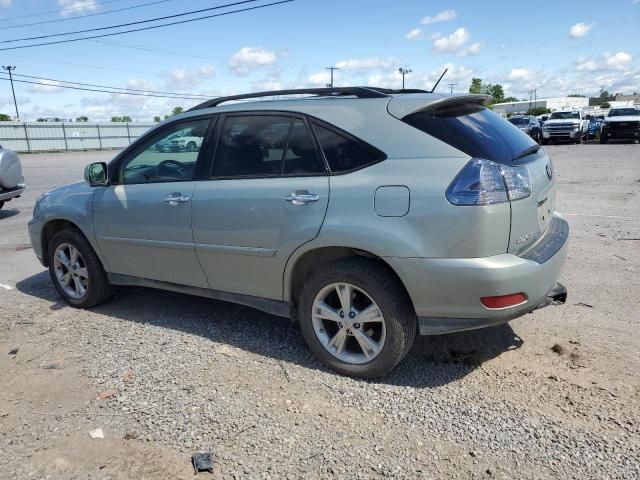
[307,72,331,87]
[229,47,278,75]
[29,80,67,94]
[58,0,97,16]
[432,28,469,53]
[251,74,284,92]
[161,65,214,89]
[459,42,481,57]
[508,68,531,81]
[421,9,457,25]
[335,57,399,70]
[368,63,473,92]
[405,28,422,40]
[606,51,632,69]
[0,0,11,8]
[575,58,598,72]
[568,22,593,38]
[428,31,443,40]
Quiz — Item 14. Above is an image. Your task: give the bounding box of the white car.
[0,147,25,210]
[541,110,589,144]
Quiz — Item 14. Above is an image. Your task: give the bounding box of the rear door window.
[283,119,325,175]
[403,106,538,164]
[311,122,385,173]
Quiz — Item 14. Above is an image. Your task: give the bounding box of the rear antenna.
[430,68,448,93]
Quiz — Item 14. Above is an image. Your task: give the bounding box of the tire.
[48,228,112,308]
[541,139,549,145]
[600,136,607,144]
[186,142,197,152]
[574,136,582,144]
[298,257,417,378]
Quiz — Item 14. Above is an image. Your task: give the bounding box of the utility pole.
[447,83,457,94]
[325,66,339,88]
[398,68,412,90]
[2,66,19,120]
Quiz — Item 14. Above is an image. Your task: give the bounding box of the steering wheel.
[157,159,187,177]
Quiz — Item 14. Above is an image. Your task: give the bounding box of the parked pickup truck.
[541,110,589,144]
[600,107,640,143]
[0,147,25,210]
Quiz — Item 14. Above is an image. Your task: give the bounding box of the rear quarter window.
[311,121,385,174]
[403,106,537,164]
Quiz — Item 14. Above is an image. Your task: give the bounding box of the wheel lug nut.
[339,311,344,318]
[346,329,352,334]
[349,312,355,318]
[354,323,360,329]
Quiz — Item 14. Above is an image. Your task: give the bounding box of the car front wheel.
[48,229,112,308]
[298,258,417,378]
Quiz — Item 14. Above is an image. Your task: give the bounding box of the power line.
[0,0,127,23]
[0,0,294,51]
[9,72,211,99]
[0,76,211,100]
[2,0,264,43]
[3,0,175,31]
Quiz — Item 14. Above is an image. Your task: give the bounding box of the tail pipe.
[535,283,567,310]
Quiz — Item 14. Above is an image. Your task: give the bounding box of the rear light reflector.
[481,293,527,309]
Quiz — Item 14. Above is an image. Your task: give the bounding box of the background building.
[492,96,590,115]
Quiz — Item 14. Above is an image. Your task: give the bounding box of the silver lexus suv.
[28,87,568,378]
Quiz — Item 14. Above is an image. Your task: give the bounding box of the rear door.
[191,113,329,300]
[93,118,213,287]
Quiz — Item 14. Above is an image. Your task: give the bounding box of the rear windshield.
[608,108,639,117]
[403,106,537,164]
[508,117,529,125]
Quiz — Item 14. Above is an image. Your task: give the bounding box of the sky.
[0,0,638,121]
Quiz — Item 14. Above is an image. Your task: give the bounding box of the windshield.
[403,105,538,164]
[550,112,580,120]
[608,108,639,117]
[508,117,529,126]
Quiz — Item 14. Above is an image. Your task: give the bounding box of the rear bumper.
[0,185,25,202]
[387,215,569,335]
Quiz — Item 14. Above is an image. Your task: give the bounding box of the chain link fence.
[0,122,155,153]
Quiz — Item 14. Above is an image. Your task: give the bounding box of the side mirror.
[84,162,108,186]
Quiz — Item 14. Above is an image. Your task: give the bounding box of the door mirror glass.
[84,162,108,186]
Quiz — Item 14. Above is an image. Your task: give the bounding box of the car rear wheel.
[298,257,417,378]
[48,229,112,308]
[186,141,197,152]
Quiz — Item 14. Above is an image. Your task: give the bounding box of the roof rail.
[188,87,389,111]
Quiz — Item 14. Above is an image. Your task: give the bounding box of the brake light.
[481,293,527,309]
[446,158,531,205]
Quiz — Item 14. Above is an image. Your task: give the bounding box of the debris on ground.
[97,389,118,400]
[124,432,139,440]
[122,368,135,383]
[8,347,18,355]
[192,451,214,474]
[551,344,565,355]
[576,302,594,308]
[89,428,104,439]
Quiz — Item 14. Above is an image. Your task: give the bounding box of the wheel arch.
[41,218,105,269]
[284,245,415,315]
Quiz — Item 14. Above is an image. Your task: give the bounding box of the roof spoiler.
[388,94,492,119]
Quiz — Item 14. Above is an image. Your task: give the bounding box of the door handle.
[284,191,320,206]
[163,192,191,205]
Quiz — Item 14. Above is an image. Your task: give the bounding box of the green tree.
[600,90,610,99]
[502,96,519,103]
[170,106,184,116]
[153,115,161,123]
[526,107,551,116]
[75,116,88,122]
[0,113,12,121]
[488,84,505,103]
[601,102,611,108]
[568,94,586,97]
[469,77,482,94]
[111,115,132,122]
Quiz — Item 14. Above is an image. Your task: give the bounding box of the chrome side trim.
[107,273,291,318]
[195,243,277,257]
[0,186,25,201]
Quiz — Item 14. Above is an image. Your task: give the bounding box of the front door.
[94,118,212,287]
[192,114,329,299]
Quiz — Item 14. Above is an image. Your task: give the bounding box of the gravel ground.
[1,144,639,479]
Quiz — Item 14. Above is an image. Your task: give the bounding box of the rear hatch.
[392,94,555,255]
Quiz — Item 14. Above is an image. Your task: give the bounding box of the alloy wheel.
[311,283,386,365]
[53,243,89,299]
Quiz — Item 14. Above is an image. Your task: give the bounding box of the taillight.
[446,158,531,206]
